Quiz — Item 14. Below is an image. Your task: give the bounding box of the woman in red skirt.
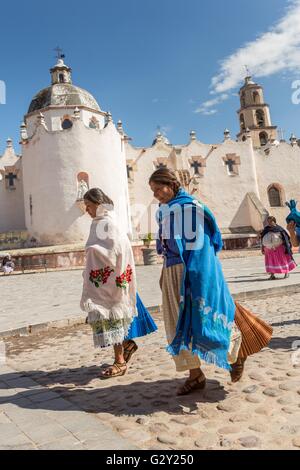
[261,216,297,280]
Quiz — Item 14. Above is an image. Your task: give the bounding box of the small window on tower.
[256,110,265,128]
[62,118,73,130]
[240,114,246,131]
[241,92,246,107]
[59,74,64,83]
[253,91,259,104]
[259,132,268,146]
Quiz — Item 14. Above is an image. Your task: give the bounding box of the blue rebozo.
[286,200,300,249]
[158,188,235,370]
[126,293,158,339]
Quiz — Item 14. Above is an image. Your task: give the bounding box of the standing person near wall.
[261,216,297,280]
[286,200,300,252]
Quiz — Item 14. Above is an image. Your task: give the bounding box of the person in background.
[286,200,300,252]
[2,254,15,275]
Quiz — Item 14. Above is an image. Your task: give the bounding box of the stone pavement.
[0,254,299,335]
[0,364,137,450]
[1,293,300,450]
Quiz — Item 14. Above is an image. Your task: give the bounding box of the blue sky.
[0,0,300,153]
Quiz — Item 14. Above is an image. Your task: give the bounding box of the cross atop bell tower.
[50,48,72,85]
[237,75,277,147]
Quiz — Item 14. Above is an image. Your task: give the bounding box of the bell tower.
[237,75,277,147]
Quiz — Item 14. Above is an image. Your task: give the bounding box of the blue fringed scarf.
[158,188,235,370]
[286,200,300,227]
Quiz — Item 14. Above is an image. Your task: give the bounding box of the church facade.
[0,60,299,248]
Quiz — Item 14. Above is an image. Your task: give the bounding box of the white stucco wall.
[22,116,130,245]
[126,137,261,236]
[0,159,25,232]
[26,108,106,137]
[254,143,300,227]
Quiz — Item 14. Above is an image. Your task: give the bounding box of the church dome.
[27,58,101,114]
[28,83,101,114]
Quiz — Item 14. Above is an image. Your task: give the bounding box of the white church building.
[0,60,299,249]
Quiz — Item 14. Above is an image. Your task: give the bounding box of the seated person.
[2,254,15,274]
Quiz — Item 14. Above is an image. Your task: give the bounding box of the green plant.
[142,233,153,246]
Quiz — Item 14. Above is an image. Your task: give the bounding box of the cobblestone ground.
[3,294,300,450]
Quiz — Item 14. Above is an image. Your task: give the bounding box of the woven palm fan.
[234,302,273,359]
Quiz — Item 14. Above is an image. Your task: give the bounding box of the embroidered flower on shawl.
[89,266,114,288]
[116,265,133,289]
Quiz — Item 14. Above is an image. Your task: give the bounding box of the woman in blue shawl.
[149,169,272,395]
[286,200,300,252]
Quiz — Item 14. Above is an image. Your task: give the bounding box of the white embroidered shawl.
[80,207,137,322]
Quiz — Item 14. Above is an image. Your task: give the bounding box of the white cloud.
[195,93,228,114]
[212,0,300,94]
[195,0,300,113]
[198,109,218,116]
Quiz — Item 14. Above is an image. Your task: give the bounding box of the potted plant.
[142,233,153,248]
[141,233,157,265]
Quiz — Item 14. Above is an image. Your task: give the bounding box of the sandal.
[123,339,138,363]
[230,358,246,383]
[100,361,127,379]
[177,373,206,396]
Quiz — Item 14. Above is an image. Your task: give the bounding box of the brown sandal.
[230,358,246,383]
[177,374,206,396]
[100,361,127,379]
[123,340,138,363]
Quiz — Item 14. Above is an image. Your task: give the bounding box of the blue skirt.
[126,293,158,339]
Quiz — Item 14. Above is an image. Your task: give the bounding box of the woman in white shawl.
[81,188,138,378]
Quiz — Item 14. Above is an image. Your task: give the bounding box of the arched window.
[76,172,89,200]
[259,131,268,146]
[253,91,259,104]
[241,91,246,107]
[59,74,65,83]
[268,186,282,207]
[62,118,73,130]
[256,109,265,128]
[240,113,246,131]
[242,136,247,142]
